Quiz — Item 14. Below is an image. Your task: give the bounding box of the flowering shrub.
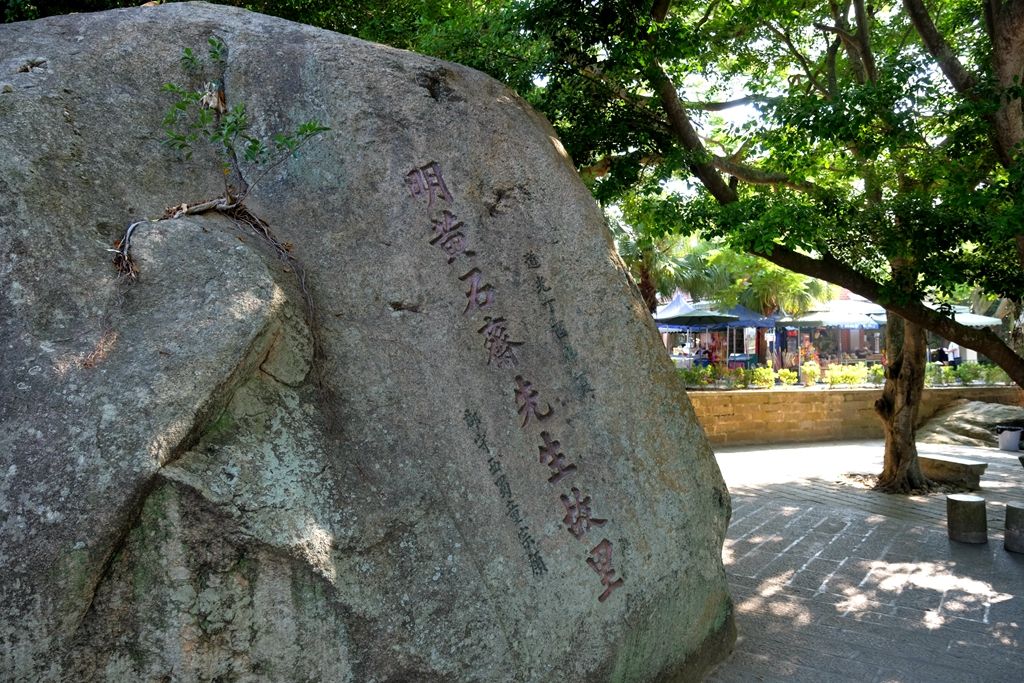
[675,359,1009,389]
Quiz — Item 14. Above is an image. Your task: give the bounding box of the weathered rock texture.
[0,4,734,680]
[919,399,1024,448]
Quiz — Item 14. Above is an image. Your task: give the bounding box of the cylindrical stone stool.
[947,494,987,543]
[1005,500,1024,554]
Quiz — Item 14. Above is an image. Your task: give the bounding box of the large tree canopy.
[506,0,1024,378]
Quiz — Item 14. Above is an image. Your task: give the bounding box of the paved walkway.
[707,440,1024,682]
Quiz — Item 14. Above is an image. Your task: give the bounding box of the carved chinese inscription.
[464,410,546,576]
[479,317,522,369]
[459,268,496,316]
[532,268,594,400]
[513,375,551,427]
[406,163,624,601]
[560,487,607,540]
[406,161,453,208]
[588,539,625,602]
[430,211,474,264]
[537,431,578,484]
[407,161,513,364]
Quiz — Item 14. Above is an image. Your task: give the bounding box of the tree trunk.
[638,267,658,313]
[874,315,931,493]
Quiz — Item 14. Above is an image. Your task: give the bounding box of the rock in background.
[919,399,1024,448]
[0,3,734,680]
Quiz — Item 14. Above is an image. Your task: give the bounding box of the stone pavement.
[707,440,1024,682]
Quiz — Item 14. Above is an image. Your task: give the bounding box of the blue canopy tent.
[654,298,739,365]
[718,304,781,329]
[654,293,695,333]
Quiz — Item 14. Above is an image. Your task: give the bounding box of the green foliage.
[647,228,834,315]
[983,364,1010,385]
[750,366,776,388]
[777,368,798,385]
[925,362,961,386]
[3,0,141,22]
[179,46,200,72]
[867,364,886,386]
[207,36,226,63]
[724,367,751,389]
[677,364,716,388]
[161,40,329,180]
[825,363,868,387]
[955,362,984,384]
[800,360,820,386]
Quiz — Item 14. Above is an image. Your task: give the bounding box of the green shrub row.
[677,360,1011,389]
[925,361,1009,386]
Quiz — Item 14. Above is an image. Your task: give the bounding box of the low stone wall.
[687,385,1024,446]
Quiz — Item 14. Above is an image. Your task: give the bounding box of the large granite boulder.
[919,399,1024,448]
[0,4,734,680]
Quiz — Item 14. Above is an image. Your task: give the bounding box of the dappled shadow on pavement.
[709,443,1024,682]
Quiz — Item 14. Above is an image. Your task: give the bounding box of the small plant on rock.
[160,37,328,207]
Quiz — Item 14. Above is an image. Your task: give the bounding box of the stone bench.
[919,454,988,490]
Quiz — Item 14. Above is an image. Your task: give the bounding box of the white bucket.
[998,428,1022,451]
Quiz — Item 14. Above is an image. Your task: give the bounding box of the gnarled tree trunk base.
[873,315,933,494]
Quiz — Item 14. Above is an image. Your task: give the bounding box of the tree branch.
[766,22,829,96]
[832,0,870,84]
[652,0,671,22]
[579,153,663,181]
[853,0,878,82]
[579,63,655,109]
[812,22,857,43]
[648,63,738,204]
[901,0,978,95]
[682,95,775,111]
[710,156,820,193]
[824,33,841,98]
[764,244,1024,385]
[693,0,720,32]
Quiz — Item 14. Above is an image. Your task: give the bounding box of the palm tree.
[675,239,833,317]
[609,216,690,312]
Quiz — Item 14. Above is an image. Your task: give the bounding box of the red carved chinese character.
[587,538,624,602]
[537,431,577,484]
[514,376,551,427]
[479,317,522,368]
[459,268,495,315]
[560,487,607,539]
[430,211,474,263]
[405,162,453,207]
